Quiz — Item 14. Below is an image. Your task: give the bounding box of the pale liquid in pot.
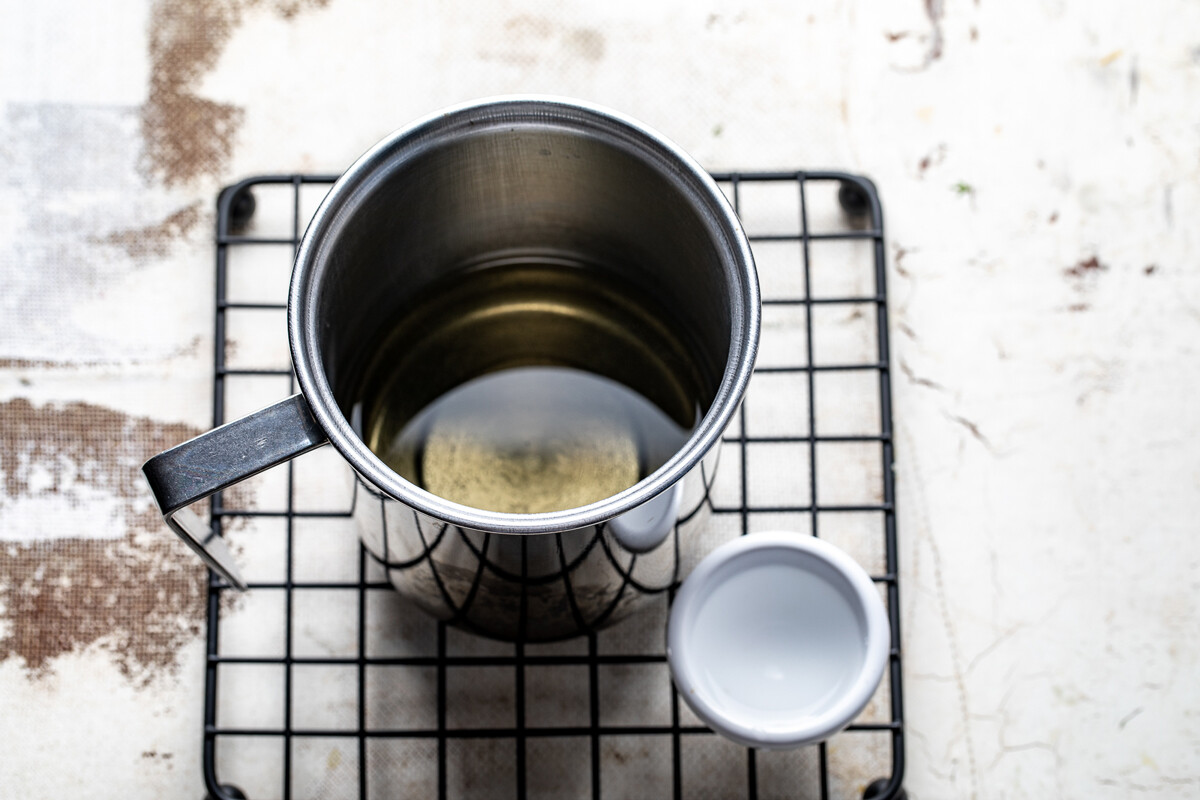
[358,262,710,514]
[372,365,690,513]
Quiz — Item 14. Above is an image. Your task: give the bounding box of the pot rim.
[289,95,760,534]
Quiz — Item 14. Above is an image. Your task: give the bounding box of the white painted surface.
[2,1,1199,797]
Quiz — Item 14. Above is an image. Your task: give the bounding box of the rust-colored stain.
[1064,255,1107,279]
[0,335,202,370]
[97,202,204,260]
[0,398,247,683]
[140,0,330,185]
[478,15,606,66]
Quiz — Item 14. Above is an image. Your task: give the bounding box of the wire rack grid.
[201,170,905,800]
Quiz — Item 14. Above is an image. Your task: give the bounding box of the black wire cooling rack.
[202,171,905,800]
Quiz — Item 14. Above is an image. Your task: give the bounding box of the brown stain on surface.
[97,202,204,260]
[140,0,330,185]
[1064,255,1107,279]
[0,398,248,683]
[0,335,203,370]
[142,1,245,185]
[565,28,605,61]
[917,143,947,177]
[479,16,605,66]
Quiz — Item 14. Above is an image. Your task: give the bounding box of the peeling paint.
[0,398,247,683]
[95,202,204,260]
[140,0,331,185]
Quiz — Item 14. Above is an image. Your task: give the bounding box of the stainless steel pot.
[143,97,759,641]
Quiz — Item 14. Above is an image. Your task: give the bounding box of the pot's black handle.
[142,394,328,589]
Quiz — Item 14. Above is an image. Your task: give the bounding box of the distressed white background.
[2,1,1199,798]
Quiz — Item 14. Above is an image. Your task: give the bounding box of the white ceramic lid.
[666,531,890,749]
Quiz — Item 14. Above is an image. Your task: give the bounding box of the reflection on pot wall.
[355,444,721,641]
